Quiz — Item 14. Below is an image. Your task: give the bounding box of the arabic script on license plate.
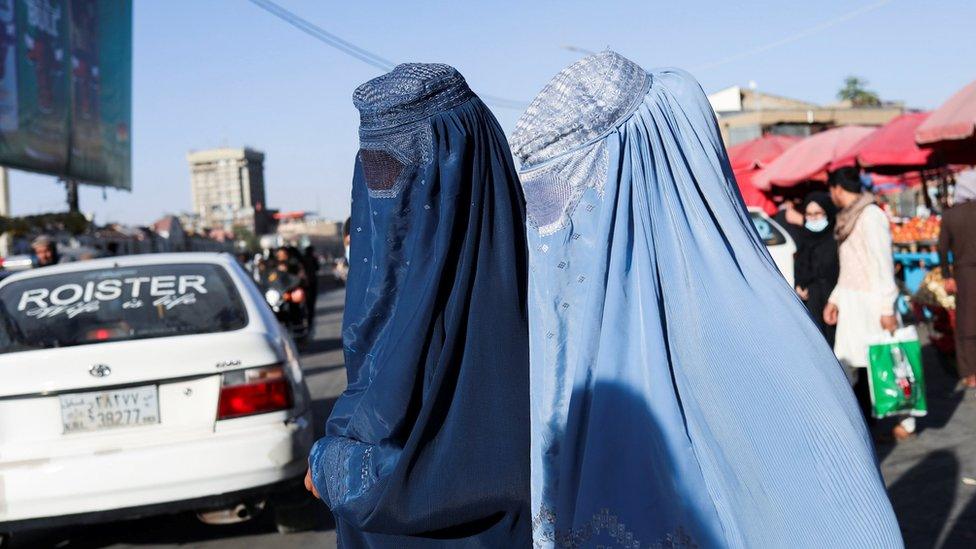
[59,385,160,434]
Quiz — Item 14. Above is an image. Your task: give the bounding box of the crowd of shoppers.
[778,168,976,440]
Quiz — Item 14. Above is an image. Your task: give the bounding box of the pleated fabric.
[309,63,531,548]
[511,51,902,549]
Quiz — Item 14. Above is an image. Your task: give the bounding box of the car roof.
[0,252,238,286]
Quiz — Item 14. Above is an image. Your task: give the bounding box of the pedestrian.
[301,245,319,326]
[335,218,351,283]
[30,235,60,267]
[938,168,976,388]
[273,246,305,279]
[304,63,530,546]
[794,191,840,345]
[823,167,911,440]
[773,194,809,246]
[510,51,900,548]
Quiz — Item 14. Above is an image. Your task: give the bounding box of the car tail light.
[217,365,292,420]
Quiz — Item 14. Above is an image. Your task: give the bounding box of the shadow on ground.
[8,504,337,549]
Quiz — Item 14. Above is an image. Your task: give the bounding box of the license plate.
[59,385,160,434]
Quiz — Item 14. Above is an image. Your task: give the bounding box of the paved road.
[10,287,348,549]
[11,287,976,548]
[879,339,976,548]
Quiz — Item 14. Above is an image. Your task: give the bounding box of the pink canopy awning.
[727,135,801,172]
[727,135,800,214]
[753,126,875,190]
[831,112,933,173]
[916,79,976,164]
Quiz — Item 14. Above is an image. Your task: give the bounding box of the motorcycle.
[259,269,310,344]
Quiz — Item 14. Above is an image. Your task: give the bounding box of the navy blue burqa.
[309,64,531,547]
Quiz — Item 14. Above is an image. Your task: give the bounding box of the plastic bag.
[867,326,927,418]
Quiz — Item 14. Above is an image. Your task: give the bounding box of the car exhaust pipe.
[196,500,266,525]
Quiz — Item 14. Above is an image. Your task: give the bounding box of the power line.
[692,0,894,72]
[245,0,528,110]
[246,0,394,71]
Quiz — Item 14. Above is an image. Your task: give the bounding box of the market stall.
[727,134,800,214]
[753,125,875,190]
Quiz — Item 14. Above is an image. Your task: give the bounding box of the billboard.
[0,0,131,190]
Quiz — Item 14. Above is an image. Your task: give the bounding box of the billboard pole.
[65,179,79,213]
[0,167,9,257]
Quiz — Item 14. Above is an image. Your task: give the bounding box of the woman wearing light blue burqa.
[510,51,902,548]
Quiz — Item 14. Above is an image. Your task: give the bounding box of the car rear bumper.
[0,475,305,534]
[0,411,314,530]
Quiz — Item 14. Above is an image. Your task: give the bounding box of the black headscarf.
[794,191,840,341]
[801,192,838,242]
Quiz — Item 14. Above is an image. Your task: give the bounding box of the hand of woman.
[796,286,809,301]
[823,302,838,326]
[305,466,321,499]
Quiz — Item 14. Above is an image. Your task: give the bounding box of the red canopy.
[916,79,976,164]
[831,112,933,173]
[727,135,799,214]
[753,126,875,190]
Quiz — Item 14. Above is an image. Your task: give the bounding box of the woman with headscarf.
[794,191,840,345]
[939,168,976,388]
[305,63,531,547]
[510,51,901,548]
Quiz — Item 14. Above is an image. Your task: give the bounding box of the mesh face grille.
[360,149,405,192]
[510,51,648,169]
[520,141,608,236]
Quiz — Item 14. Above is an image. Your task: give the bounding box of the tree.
[838,76,881,107]
[0,212,89,236]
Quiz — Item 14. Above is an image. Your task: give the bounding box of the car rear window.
[0,263,248,354]
[750,212,787,246]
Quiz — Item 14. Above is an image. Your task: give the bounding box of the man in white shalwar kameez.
[824,167,913,440]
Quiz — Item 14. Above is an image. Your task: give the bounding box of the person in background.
[773,195,808,246]
[30,235,60,267]
[274,246,306,279]
[342,217,351,261]
[794,191,839,346]
[939,168,976,388]
[823,167,911,440]
[335,217,351,283]
[301,245,319,326]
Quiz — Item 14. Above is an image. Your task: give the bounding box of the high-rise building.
[186,147,271,233]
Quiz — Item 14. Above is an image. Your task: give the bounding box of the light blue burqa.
[510,51,902,548]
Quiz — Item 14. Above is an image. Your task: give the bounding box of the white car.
[0,253,314,542]
[748,208,797,288]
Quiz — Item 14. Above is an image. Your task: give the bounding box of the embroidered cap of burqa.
[510,51,902,548]
[309,64,531,547]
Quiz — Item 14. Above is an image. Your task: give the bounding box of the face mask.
[805,218,829,233]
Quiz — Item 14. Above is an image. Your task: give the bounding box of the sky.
[8,0,976,225]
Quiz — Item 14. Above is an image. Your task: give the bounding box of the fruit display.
[891,216,940,245]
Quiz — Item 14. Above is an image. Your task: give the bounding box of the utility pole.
[65,178,79,213]
[0,167,9,257]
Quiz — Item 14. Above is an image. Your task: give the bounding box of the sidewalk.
[879,335,976,548]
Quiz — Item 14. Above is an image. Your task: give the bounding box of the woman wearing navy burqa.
[511,51,901,548]
[305,64,531,547]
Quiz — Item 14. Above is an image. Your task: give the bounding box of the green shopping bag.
[867,326,927,419]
